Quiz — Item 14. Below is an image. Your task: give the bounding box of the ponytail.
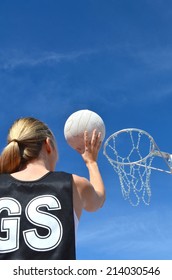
[0,141,21,173]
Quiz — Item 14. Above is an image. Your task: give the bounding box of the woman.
[0,117,105,259]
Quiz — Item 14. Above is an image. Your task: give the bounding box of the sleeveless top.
[0,171,76,260]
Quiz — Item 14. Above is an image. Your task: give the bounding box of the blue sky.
[0,0,172,260]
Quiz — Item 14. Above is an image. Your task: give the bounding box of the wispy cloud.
[1,44,172,109]
[133,47,172,72]
[1,44,172,72]
[77,209,172,259]
[0,48,98,70]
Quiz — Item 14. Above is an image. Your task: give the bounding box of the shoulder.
[72,174,99,211]
[72,173,93,198]
[72,174,91,188]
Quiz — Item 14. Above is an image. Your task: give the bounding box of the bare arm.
[73,130,106,216]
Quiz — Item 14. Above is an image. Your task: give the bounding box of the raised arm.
[73,130,106,218]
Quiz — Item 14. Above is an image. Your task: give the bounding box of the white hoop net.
[103,129,157,206]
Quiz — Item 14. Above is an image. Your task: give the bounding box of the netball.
[64,109,105,153]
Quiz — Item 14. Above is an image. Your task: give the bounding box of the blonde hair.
[0,117,55,174]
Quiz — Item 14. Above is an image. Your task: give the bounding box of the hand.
[81,129,102,165]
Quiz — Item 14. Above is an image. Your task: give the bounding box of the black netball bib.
[0,172,76,259]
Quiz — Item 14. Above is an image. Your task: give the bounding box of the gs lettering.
[0,195,63,253]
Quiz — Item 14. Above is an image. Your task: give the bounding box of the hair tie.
[9,139,19,144]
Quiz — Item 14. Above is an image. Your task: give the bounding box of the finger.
[84,131,90,151]
[97,133,102,150]
[91,129,98,145]
[96,132,102,148]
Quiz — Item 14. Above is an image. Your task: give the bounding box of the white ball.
[64,109,106,153]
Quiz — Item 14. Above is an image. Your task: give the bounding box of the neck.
[11,160,51,181]
[23,159,49,171]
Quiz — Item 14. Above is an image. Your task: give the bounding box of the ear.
[45,137,52,153]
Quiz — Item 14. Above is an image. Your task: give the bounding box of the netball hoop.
[103,128,172,206]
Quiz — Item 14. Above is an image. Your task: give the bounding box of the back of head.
[0,117,54,174]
